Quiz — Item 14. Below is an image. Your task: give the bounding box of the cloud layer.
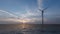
[37,0,43,9]
[0,9,47,24]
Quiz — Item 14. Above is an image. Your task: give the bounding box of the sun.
[22,20,28,23]
[17,18,31,23]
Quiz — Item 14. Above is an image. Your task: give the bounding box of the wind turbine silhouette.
[39,7,48,32]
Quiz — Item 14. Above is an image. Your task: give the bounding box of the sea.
[0,24,60,34]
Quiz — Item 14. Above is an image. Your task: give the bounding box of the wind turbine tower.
[39,7,48,32]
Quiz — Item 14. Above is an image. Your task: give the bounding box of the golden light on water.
[15,18,39,30]
[17,24,30,29]
[16,19,31,29]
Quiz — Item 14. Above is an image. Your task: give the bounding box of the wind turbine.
[39,7,48,32]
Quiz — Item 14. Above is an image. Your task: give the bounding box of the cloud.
[37,0,43,9]
[20,9,41,18]
[0,9,47,24]
[0,10,46,24]
[18,9,42,23]
[0,17,47,24]
[18,3,41,19]
[0,10,18,18]
[0,18,21,24]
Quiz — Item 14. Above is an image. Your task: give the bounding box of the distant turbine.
[39,7,48,32]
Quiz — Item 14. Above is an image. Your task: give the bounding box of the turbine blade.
[39,9,42,11]
[43,7,48,10]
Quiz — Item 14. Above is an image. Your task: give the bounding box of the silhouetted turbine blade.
[39,9,42,11]
[43,7,48,10]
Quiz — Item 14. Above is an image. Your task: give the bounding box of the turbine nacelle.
[39,7,48,11]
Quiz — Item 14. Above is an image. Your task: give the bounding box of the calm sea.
[0,24,60,34]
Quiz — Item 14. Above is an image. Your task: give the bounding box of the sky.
[0,0,60,24]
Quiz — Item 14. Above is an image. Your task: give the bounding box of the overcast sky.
[0,0,60,24]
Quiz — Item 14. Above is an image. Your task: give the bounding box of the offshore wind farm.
[0,0,60,34]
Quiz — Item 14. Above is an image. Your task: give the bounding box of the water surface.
[0,24,60,34]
